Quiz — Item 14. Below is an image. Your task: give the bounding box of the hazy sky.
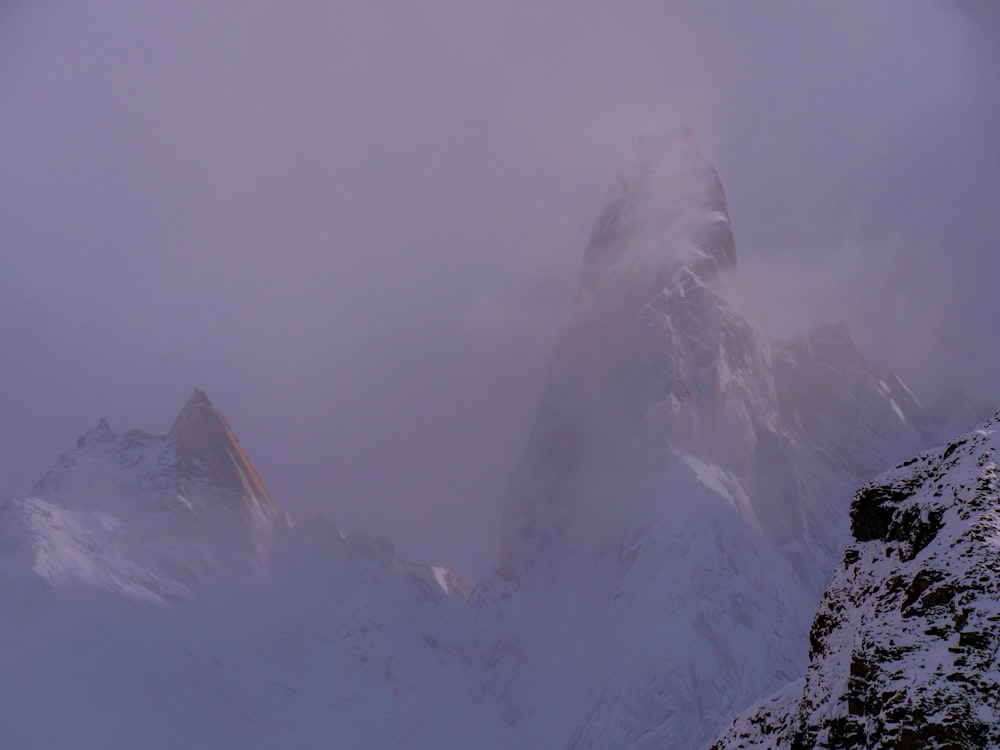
[2,1,998,579]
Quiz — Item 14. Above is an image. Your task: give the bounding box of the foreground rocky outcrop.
[712,417,1000,749]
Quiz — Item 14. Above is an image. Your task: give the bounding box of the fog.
[1,0,998,579]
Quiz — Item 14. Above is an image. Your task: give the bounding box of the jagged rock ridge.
[712,416,1000,749]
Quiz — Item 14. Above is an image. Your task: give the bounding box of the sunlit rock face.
[167,388,278,520]
[712,417,1000,750]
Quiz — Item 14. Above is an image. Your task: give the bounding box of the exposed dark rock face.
[712,416,1000,750]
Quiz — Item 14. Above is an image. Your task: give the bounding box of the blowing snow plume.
[576,129,736,301]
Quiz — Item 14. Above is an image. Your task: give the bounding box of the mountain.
[0,389,286,607]
[711,416,1000,749]
[1,134,993,750]
[0,391,503,750]
[498,133,940,591]
[490,130,988,749]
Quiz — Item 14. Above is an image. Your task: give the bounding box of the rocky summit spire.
[168,389,277,517]
[578,128,736,305]
[501,131,766,581]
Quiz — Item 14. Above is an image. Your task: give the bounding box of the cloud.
[0,0,997,577]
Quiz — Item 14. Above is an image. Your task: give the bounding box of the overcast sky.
[2,1,998,579]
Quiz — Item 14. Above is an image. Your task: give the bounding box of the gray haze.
[1,1,998,579]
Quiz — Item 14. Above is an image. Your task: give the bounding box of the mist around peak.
[1,3,999,748]
[2,1,998,580]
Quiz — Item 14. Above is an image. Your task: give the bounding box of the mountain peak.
[502,130,774,582]
[168,388,218,439]
[19,388,284,600]
[168,389,276,517]
[578,129,736,304]
[188,387,212,406]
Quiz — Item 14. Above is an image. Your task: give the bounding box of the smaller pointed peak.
[170,388,222,440]
[171,389,217,425]
[167,388,278,516]
[187,388,212,407]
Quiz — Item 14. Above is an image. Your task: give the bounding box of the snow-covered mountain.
[0,392,509,749]
[711,416,1000,749]
[486,130,985,750]
[0,133,992,750]
[1,389,285,607]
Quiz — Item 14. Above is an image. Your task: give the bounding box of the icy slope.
[712,417,1000,749]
